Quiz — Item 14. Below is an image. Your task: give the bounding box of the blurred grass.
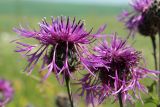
[0,0,159,107]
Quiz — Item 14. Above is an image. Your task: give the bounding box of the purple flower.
[119,0,155,36]
[13,16,106,82]
[78,34,159,106]
[0,79,13,106]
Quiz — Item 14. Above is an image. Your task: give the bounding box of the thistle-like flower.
[78,34,159,106]
[119,0,160,36]
[13,16,105,82]
[0,79,13,106]
[119,0,160,93]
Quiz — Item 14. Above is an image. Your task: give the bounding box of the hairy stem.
[118,92,123,107]
[65,76,74,107]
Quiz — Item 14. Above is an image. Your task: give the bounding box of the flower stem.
[150,36,158,70]
[65,76,74,107]
[158,33,160,107]
[118,92,123,107]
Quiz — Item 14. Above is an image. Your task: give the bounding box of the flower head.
[13,16,105,82]
[0,79,13,106]
[78,34,159,106]
[119,0,160,36]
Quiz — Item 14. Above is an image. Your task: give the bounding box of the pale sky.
[30,0,131,5]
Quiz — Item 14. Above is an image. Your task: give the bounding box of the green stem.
[158,33,160,107]
[151,36,158,70]
[65,76,74,107]
[118,92,123,107]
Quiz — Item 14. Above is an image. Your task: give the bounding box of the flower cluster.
[119,0,160,36]
[78,34,159,106]
[0,79,13,106]
[14,16,105,82]
[13,15,160,107]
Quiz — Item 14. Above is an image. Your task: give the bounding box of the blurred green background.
[0,0,159,107]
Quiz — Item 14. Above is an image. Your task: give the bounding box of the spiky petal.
[78,34,159,106]
[119,0,154,36]
[0,79,13,106]
[13,16,106,83]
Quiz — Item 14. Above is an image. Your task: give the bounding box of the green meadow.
[0,1,158,107]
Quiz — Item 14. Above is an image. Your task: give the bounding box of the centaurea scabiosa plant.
[150,0,160,105]
[119,0,160,70]
[0,79,13,107]
[78,34,159,107]
[119,0,156,37]
[119,0,160,105]
[13,16,106,107]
